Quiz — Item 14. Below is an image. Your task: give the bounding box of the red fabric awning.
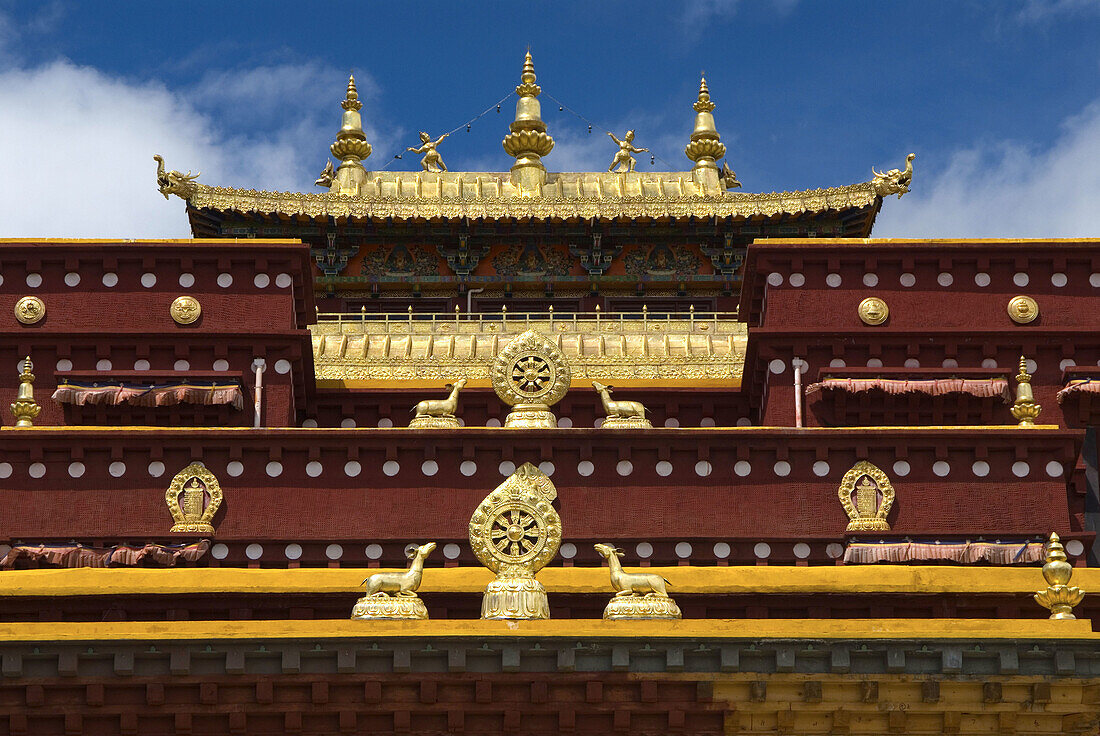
[1056,378,1100,404]
[844,540,1043,565]
[806,377,1010,402]
[1,540,209,569]
[52,381,245,411]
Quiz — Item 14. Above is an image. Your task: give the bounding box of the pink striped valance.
[52,380,245,411]
[844,540,1043,565]
[1,540,209,569]
[1056,378,1100,404]
[806,377,1010,402]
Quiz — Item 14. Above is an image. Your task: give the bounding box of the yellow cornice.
[0,617,1092,643]
[2,566,1095,597]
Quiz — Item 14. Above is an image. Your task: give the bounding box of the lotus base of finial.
[1012,402,1042,427]
[481,576,549,620]
[408,415,461,429]
[603,594,682,620]
[10,400,40,428]
[1035,586,1084,620]
[504,405,557,429]
[352,593,429,620]
[600,416,653,429]
[845,517,891,532]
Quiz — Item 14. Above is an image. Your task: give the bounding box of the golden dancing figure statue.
[407,131,449,172]
[409,379,466,428]
[607,130,648,173]
[592,381,652,428]
[594,543,681,619]
[352,542,437,620]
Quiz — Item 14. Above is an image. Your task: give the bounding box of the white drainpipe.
[252,358,267,428]
[466,287,485,315]
[792,357,805,428]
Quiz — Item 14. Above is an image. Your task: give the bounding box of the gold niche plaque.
[14,296,46,325]
[469,462,561,619]
[491,330,571,428]
[1007,295,1039,324]
[838,460,895,532]
[170,295,202,325]
[857,297,889,326]
[165,462,223,534]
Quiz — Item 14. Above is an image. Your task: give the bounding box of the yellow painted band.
[316,379,742,390]
[2,566,1095,597]
[0,618,1092,643]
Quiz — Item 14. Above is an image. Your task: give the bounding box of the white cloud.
[873,100,1100,238]
[1017,0,1100,21]
[0,59,392,237]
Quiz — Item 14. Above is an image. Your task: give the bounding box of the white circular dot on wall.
[767,272,783,286]
[134,360,150,371]
[24,462,41,478]
[866,358,883,368]
[0,274,4,286]
[64,272,80,287]
[899,273,916,287]
[538,461,555,476]
[694,460,712,477]
[326,544,344,560]
[893,460,911,477]
[559,542,577,559]
[826,273,842,288]
[1051,272,1067,288]
[284,543,303,560]
[486,418,502,428]
[699,417,716,427]
[577,460,594,477]
[736,417,752,427]
[443,543,462,560]
[211,543,229,560]
[245,544,264,560]
[1012,461,1030,478]
[556,417,573,428]
[769,359,786,374]
[141,273,157,288]
[254,273,271,288]
[265,461,282,478]
[675,542,693,558]
[276,273,293,288]
[377,418,394,428]
[1059,359,1076,370]
[971,460,990,477]
[713,542,731,559]
[635,542,653,558]
[903,358,920,368]
[773,460,791,477]
[1013,272,1029,287]
[829,358,846,368]
[793,542,812,559]
[301,419,318,428]
[1065,540,1085,556]
[68,462,85,478]
[1090,273,1100,288]
[863,273,879,287]
[981,358,998,369]
[383,460,401,476]
[812,461,830,477]
[655,460,673,477]
[789,273,805,287]
[593,418,605,428]
[0,463,13,479]
[1045,460,1063,477]
[825,543,845,559]
[421,460,439,476]
[344,460,361,477]
[932,461,951,477]
[364,544,383,559]
[26,273,42,288]
[217,273,233,288]
[306,461,323,478]
[109,461,126,477]
[974,272,991,287]
[942,358,958,369]
[274,359,292,374]
[663,418,680,428]
[937,272,954,287]
[226,461,244,477]
[1026,359,1037,373]
[460,460,477,477]
[734,460,751,477]
[102,272,118,287]
[340,418,356,428]
[754,542,772,559]
[616,460,634,476]
[96,359,113,371]
[148,461,165,478]
[178,273,195,288]
[498,461,516,476]
[213,359,230,371]
[56,359,73,372]
[174,360,190,371]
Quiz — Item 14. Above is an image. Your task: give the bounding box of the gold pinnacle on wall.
[1034,532,1085,619]
[1011,355,1042,427]
[329,74,372,196]
[684,76,727,189]
[10,356,41,428]
[502,51,554,194]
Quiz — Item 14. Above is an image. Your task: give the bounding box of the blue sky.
[1,0,1099,236]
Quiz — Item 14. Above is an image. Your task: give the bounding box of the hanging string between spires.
[542,91,681,171]
[377,90,515,171]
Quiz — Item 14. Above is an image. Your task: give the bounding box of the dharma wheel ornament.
[594,543,681,620]
[469,462,561,619]
[165,462,223,534]
[492,330,571,429]
[838,460,894,532]
[352,542,436,620]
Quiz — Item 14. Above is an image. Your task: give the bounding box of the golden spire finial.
[685,74,726,187]
[503,50,554,193]
[327,73,371,196]
[1034,532,1085,619]
[1011,354,1041,427]
[10,356,41,428]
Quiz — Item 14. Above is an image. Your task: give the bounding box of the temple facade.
[0,53,1097,735]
